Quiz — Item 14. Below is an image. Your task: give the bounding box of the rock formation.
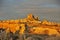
[0,14,60,36]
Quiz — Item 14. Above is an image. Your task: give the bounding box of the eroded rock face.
[0,14,60,36]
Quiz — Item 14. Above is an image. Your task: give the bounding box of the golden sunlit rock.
[0,14,60,36]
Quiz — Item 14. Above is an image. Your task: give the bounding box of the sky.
[0,0,60,22]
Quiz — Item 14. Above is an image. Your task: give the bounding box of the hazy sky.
[0,0,60,22]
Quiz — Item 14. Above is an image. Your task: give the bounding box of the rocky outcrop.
[0,14,60,36]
